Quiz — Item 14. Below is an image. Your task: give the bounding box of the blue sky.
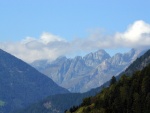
[0,0,150,62]
[1,0,149,41]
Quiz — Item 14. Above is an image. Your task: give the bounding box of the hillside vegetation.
[0,49,69,113]
[67,64,150,113]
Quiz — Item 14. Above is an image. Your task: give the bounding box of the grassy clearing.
[0,100,5,107]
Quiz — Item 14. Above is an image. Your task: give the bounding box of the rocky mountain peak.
[84,49,110,60]
[31,48,145,92]
[83,49,110,67]
[74,56,82,60]
[95,49,110,56]
[53,56,68,64]
[56,56,67,61]
[123,48,145,63]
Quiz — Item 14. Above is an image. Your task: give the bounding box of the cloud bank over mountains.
[0,20,150,63]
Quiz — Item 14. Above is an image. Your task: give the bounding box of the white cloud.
[0,20,150,63]
[0,33,72,63]
[115,20,150,47]
[77,20,150,50]
[40,32,65,44]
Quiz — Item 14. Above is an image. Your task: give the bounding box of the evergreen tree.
[110,76,116,86]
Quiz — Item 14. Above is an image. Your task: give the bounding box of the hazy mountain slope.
[17,49,150,113]
[15,89,101,113]
[0,49,69,113]
[31,49,144,92]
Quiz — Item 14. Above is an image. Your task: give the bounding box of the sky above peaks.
[0,0,150,62]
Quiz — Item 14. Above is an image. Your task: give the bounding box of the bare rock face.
[31,49,145,93]
[83,49,111,67]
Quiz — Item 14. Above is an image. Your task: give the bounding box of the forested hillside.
[0,49,69,113]
[67,64,150,113]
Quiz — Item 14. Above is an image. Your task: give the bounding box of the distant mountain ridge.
[118,48,150,77]
[31,49,145,92]
[17,49,150,113]
[0,49,69,113]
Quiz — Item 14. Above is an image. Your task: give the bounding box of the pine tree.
[110,76,116,86]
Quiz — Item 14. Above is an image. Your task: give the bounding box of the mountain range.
[66,49,150,113]
[0,49,69,113]
[16,49,150,113]
[31,49,145,92]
